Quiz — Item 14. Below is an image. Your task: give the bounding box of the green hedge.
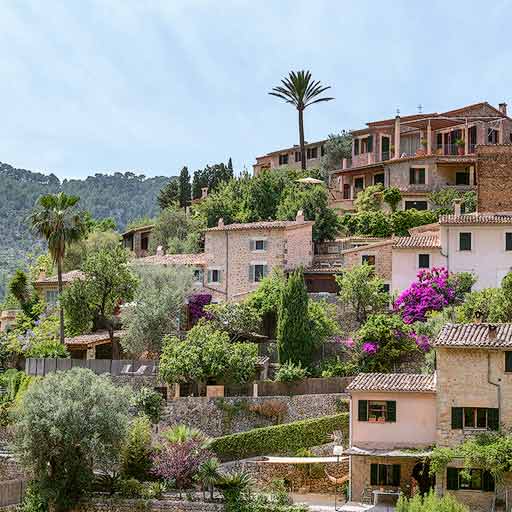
[209,413,348,461]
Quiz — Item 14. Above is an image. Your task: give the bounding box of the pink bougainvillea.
[362,342,379,355]
[393,267,455,324]
[412,333,431,352]
[188,293,212,324]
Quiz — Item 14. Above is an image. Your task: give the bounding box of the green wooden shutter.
[370,464,378,486]
[506,352,512,372]
[483,471,495,492]
[451,407,463,429]
[488,408,499,431]
[386,401,396,422]
[207,270,212,283]
[446,468,459,490]
[250,240,255,251]
[392,465,401,487]
[367,135,373,153]
[354,139,360,155]
[249,265,254,282]
[358,400,368,421]
[409,168,416,184]
[263,265,269,278]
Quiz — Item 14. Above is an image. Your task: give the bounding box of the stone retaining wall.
[161,394,348,437]
[71,498,223,512]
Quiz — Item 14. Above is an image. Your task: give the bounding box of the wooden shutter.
[446,468,459,490]
[392,465,401,486]
[262,240,268,251]
[354,139,360,155]
[370,464,378,486]
[249,265,255,283]
[263,265,269,278]
[207,270,212,283]
[451,407,463,429]
[367,135,373,153]
[488,408,499,431]
[418,168,425,184]
[505,352,512,372]
[358,400,368,421]
[483,470,495,492]
[409,168,416,184]
[386,401,396,422]
[250,240,255,251]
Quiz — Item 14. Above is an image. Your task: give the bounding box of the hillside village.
[3,96,512,512]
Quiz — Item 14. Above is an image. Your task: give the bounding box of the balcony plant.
[455,138,465,155]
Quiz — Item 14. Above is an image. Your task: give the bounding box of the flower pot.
[368,417,377,423]
[415,148,426,156]
[377,417,385,423]
[457,146,465,156]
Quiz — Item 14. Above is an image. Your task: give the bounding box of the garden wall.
[160,393,348,437]
[70,499,223,512]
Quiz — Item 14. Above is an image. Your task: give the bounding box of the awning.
[345,446,433,458]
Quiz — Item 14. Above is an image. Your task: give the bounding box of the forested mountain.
[0,162,169,300]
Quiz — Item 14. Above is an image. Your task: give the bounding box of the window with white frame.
[207,269,221,283]
[249,264,268,283]
[418,254,430,269]
[193,268,204,283]
[45,290,59,305]
[250,239,267,252]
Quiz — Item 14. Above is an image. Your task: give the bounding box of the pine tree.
[227,157,233,173]
[276,268,312,366]
[157,178,179,210]
[178,166,191,208]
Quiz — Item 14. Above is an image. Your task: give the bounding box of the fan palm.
[269,70,334,170]
[196,457,221,500]
[30,192,87,343]
[163,424,207,445]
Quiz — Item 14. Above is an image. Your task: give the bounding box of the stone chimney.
[475,310,483,324]
[201,187,209,199]
[453,199,462,216]
[38,268,46,281]
[217,217,224,229]
[156,246,164,256]
[394,114,401,159]
[296,210,305,223]
[488,324,497,340]
[499,102,508,116]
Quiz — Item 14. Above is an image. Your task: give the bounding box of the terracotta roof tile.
[64,330,125,346]
[135,253,207,266]
[346,373,436,393]
[36,270,84,284]
[439,214,512,225]
[434,323,512,348]
[207,220,313,232]
[393,235,440,249]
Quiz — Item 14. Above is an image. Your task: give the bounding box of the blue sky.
[1,0,511,179]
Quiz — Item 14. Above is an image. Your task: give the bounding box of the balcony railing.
[436,144,465,156]
[381,151,391,161]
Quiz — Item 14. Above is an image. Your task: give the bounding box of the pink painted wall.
[350,391,437,449]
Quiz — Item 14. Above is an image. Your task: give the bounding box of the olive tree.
[13,368,132,511]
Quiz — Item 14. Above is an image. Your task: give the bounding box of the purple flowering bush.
[394,267,455,324]
[188,293,212,324]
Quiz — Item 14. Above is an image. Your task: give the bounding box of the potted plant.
[368,415,377,423]
[455,138,465,155]
[377,416,386,423]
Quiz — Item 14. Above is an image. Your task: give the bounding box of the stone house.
[0,309,18,332]
[330,101,512,213]
[345,373,437,504]
[253,139,326,176]
[121,224,154,258]
[33,269,85,305]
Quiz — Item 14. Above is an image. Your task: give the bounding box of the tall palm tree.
[269,70,334,170]
[30,192,87,343]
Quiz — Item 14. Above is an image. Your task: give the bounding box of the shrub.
[18,482,48,512]
[396,490,468,512]
[318,358,359,378]
[24,338,69,359]
[131,387,163,424]
[115,478,144,499]
[209,413,348,461]
[274,361,308,383]
[163,424,207,445]
[121,415,153,480]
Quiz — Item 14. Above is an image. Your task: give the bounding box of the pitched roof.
[206,220,313,232]
[434,323,512,348]
[135,253,207,266]
[64,330,125,346]
[121,224,155,237]
[36,270,84,285]
[393,235,440,249]
[346,373,436,393]
[439,213,512,225]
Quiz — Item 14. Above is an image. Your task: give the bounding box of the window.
[506,233,512,251]
[405,201,428,211]
[506,352,512,372]
[343,184,351,200]
[409,167,426,185]
[321,145,325,157]
[193,269,204,283]
[362,255,376,266]
[250,239,267,251]
[354,177,364,190]
[446,468,495,492]
[295,151,302,162]
[141,233,150,251]
[455,170,470,186]
[451,407,499,430]
[488,128,499,144]
[358,400,396,422]
[250,264,268,283]
[418,254,430,269]
[459,232,472,251]
[45,290,59,306]
[354,139,360,155]
[207,269,221,283]
[373,173,385,185]
[279,154,289,165]
[381,283,390,294]
[307,147,318,159]
[370,464,400,487]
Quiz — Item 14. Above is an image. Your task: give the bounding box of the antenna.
[417,104,423,114]
[396,107,400,116]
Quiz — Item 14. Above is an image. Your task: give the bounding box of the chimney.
[453,199,462,216]
[488,324,497,340]
[201,187,209,199]
[296,210,305,223]
[38,268,46,281]
[499,102,508,116]
[156,246,164,256]
[475,310,483,324]
[217,217,224,229]
[394,114,401,159]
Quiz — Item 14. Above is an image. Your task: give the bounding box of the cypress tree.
[157,178,179,210]
[178,166,191,208]
[276,268,312,366]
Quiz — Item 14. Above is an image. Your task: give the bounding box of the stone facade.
[477,144,512,213]
[342,240,393,283]
[160,394,348,438]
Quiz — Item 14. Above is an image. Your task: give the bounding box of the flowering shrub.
[188,293,212,323]
[394,267,455,324]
